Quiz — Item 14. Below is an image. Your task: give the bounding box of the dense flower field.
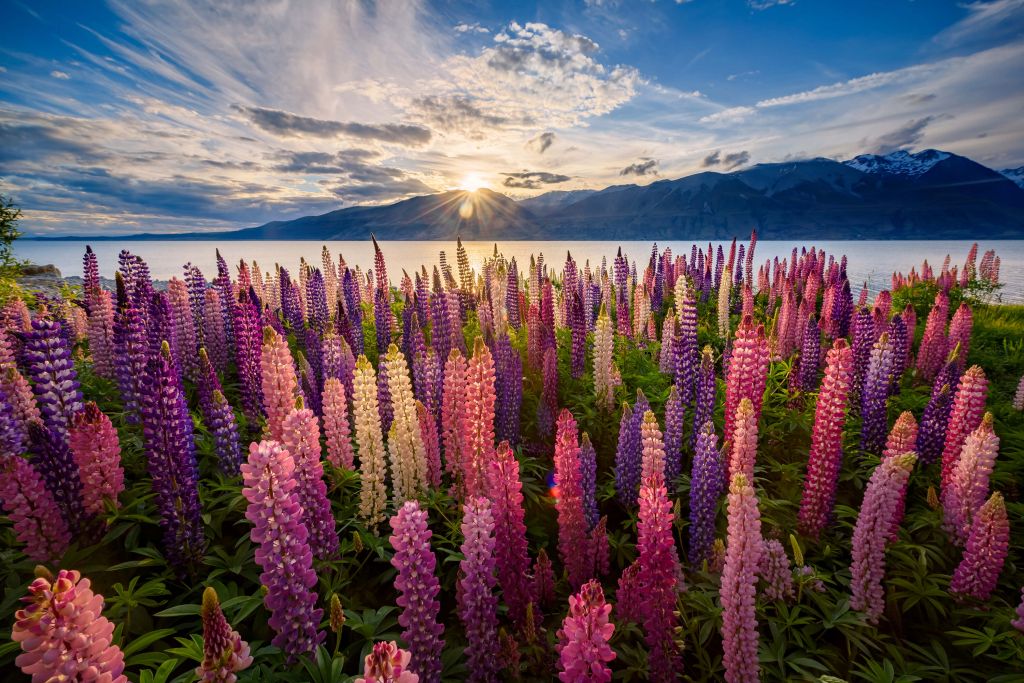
[1,236,1023,682]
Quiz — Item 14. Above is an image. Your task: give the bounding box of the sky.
[1,0,1023,235]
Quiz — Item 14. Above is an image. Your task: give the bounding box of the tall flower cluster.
[485,441,534,629]
[614,390,649,506]
[940,365,988,488]
[196,586,253,683]
[139,343,204,575]
[691,345,717,449]
[860,332,894,453]
[494,335,522,446]
[916,291,949,382]
[675,280,699,404]
[849,453,915,624]
[12,569,127,683]
[689,421,724,564]
[281,400,339,560]
[556,580,616,683]
[942,413,999,546]
[728,398,758,483]
[0,455,70,561]
[579,433,599,529]
[241,440,324,660]
[723,315,769,452]
[389,501,445,683]
[798,339,853,538]
[593,305,620,412]
[663,385,684,483]
[949,491,1009,601]
[555,409,593,589]
[322,378,356,469]
[209,390,243,476]
[232,292,263,424]
[882,411,918,541]
[759,538,794,602]
[720,472,762,683]
[68,402,124,514]
[441,349,467,494]
[916,358,959,465]
[457,496,500,683]
[28,422,86,534]
[261,327,300,443]
[462,337,496,499]
[384,344,428,502]
[356,641,418,683]
[635,417,681,680]
[24,317,83,441]
[353,355,388,528]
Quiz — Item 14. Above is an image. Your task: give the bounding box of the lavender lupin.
[24,317,83,442]
[689,421,724,564]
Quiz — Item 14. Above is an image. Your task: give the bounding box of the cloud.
[868,116,936,154]
[443,22,640,129]
[273,149,436,199]
[454,22,489,34]
[528,132,556,154]
[726,70,759,81]
[50,70,71,80]
[748,0,796,8]
[620,158,658,176]
[755,65,934,107]
[933,0,1024,49]
[701,149,750,169]
[233,105,431,145]
[410,95,514,135]
[698,106,755,124]
[501,171,572,189]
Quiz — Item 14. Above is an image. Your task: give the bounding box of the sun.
[460,173,487,192]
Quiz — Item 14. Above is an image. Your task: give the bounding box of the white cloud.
[699,106,755,124]
[454,22,489,34]
[50,70,70,79]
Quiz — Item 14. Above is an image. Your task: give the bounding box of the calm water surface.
[17,240,1024,303]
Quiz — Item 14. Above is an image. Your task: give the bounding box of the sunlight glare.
[460,173,487,192]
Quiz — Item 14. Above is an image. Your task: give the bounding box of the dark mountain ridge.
[36,149,1024,240]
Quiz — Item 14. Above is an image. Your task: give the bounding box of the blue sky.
[1,0,1022,234]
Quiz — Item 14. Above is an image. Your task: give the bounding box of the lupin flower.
[860,332,894,453]
[281,399,339,559]
[12,568,127,683]
[322,378,356,469]
[675,282,699,405]
[1012,589,1024,632]
[0,455,70,561]
[556,580,616,683]
[416,400,442,488]
[462,337,497,499]
[140,342,205,575]
[353,355,388,528]
[593,305,620,412]
[555,409,593,589]
[261,326,300,443]
[384,343,428,502]
[485,441,534,628]
[533,548,556,608]
[241,440,324,660]
[949,491,1009,601]
[940,365,988,488]
[691,345,716,449]
[209,390,243,476]
[614,391,647,506]
[24,317,83,441]
[717,266,732,337]
[494,335,522,447]
[196,586,252,683]
[689,421,724,564]
[441,349,467,494]
[720,472,761,683]
[663,384,684,483]
[1014,373,1024,410]
[356,641,419,683]
[458,496,500,683]
[3,365,41,430]
[916,291,949,382]
[636,442,681,679]
[68,402,124,514]
[203,289,229,372]
[727,398,758,483]
[796,315,821,391]
[882,411,918,541]
[849,453,915,624]
[579,433,599,529]
[942,413,998,546]
[538,347,558,436]
[916,358,959,465]
[759,538,794,602]
[798,339,854,539]
[29,421,87,535]
[86,288,116,380]
[723,315,769,453]
[389,501,445,683]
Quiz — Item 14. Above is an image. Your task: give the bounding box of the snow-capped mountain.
[1001,166,1024,189]
[843,149,950,177]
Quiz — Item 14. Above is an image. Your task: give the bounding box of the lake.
[16,239,1024,304]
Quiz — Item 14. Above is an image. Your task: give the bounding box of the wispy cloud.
[620,158,658,176]
[527,132,556,154]
[701,149,751,169]
[233,105,432,145]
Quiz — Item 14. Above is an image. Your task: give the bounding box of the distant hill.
[39,149,1024,240]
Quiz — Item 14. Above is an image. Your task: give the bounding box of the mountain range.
[45,149,1024,240]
